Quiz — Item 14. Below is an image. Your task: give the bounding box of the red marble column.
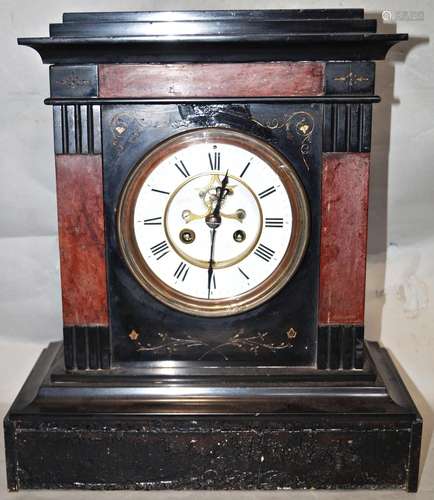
[319,152,370,325]
[99,62,325,98]
[55,155,108,326]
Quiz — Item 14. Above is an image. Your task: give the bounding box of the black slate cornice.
[18,9,408,64]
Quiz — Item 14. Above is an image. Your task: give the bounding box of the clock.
[117,128,309,317]
[7,9,421,494]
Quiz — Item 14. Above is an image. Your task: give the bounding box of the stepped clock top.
[18,9,407,64]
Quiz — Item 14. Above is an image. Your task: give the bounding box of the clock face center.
[163,172,263,270]
[205,214,221,229]
[117,128,309,317]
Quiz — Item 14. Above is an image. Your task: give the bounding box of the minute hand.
[207,228,216,299]
[206,171,229,299]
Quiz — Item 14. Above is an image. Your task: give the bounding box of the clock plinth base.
[4,341,421,492]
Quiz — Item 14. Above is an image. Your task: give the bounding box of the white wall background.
[0,0,433,497]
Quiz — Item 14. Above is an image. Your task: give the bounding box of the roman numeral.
[238,267,250,280]
[151,188,170,195]
[258,186,276,199]
[150,240,170,260]
[254,243,275,262]
[212,273,217,289]
[265,217,284,228]
[174,262,189,281]
[174,160,190,178]
[208,151,221,171]
[143,216,162,226]
[239,160,251,178]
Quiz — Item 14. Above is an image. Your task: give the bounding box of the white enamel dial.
[118,128,309,317]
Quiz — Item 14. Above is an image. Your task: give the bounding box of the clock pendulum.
[5,9,421,492]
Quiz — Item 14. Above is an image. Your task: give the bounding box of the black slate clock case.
[104,103,321,365]
[4,9,423,493]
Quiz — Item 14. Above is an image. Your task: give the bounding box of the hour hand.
[213,170,229,217]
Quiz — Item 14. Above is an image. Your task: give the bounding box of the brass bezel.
[117,128,310,317]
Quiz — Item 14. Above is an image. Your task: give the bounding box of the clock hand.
[206,171,229,299]
[183,172,234,223]
[207,228,216,299]
[212,170,229,217]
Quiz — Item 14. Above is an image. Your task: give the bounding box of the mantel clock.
[4,9,422,492]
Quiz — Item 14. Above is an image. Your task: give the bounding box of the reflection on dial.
[133,140,293,300]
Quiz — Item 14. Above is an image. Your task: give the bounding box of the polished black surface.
[7,341,420,415]
[4,341,422,491]
[18,35,408,64]
[45,95,382,105]
[18,9,408,63]
[102,103,321,366]
[49,64,98,98]
[49,20,378,37]
[325,62,375,95]
[63,9,367,22]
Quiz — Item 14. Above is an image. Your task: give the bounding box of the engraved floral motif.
[128,328,297,360]
[197,330,295,360]
[55,74,90,89]
[128,331,208,355]
[251,111,315,171]
[111,113,145,153]
[334,72,370,86]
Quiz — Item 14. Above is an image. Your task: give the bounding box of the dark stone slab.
[101,103,321,366]
[17,10,407,64]
[50,65,98,98]
[48,19,378,38]
[17,35,408,65]
[4,341,422,491]
[62,10,367,23]
[325,62,375,95]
